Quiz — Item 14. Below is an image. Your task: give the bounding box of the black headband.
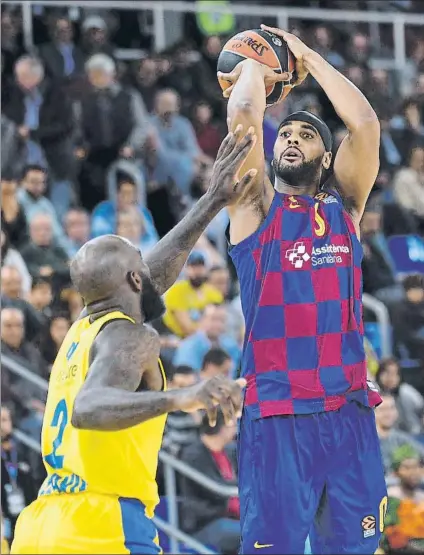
[278,110,333,152]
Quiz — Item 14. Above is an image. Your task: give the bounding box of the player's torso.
[230,189,373,417]
[39,311,167,516]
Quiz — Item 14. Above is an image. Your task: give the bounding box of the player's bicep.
[83,322,148,392]
[227,101,265,194]
[333,119,380,218]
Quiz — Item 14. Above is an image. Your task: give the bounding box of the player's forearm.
[227,60,267,128]
[145,192,223,296]
[303,50,378,131]
[71,387,189,431]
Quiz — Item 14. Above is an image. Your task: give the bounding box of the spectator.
[132,57,161,112]
[392,274,424,366]
[360,203,405,305]
[311,25,345,67]
[1,231,31,295]
[162,365,201,457]
[376,358,424,435]
[63,207,90,258]
[381,445,424,554]
[91,173,154,238]
[2,56,76,219]
[76,54,149,209]
[1,11,25,79]
[180,410,239,554]
[346,32,372,68]
[191,100,223,160]
[116,206,159,255]
[200,348,233,380]
[173,306,240,373]
[1,113,26,178]
[1,405,37,543]
[163,252,223,338]
[1,307,48,382]
[393,145,424,233]
[39,314,70,367]
[150,88,201,196]
[27,278,53,321]
[16,165,68,250]
[80,16,115,59]
[20,213,70,285]
[374,393,424,473]
[1,266,46,342]
[390,98,424,164]
[208,265,231,299]
[1,172,28,249]
[38,16,84,81]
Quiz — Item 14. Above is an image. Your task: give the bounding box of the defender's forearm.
[71,387,187,431]
[145,192,223,295]
[303,50,377,131]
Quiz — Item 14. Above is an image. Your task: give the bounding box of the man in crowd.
[163,252,223,338]
[20,214,69,287]
[180,409,239,555]
[375,393,424,473]
[173,305,240,373]
[63,208,90,258]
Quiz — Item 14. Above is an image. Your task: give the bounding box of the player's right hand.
[218,58,291,99]
[181,376,246,426]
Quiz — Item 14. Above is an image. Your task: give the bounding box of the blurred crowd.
[1,1,424,554]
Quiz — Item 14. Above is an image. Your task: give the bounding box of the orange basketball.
[217,29,297,106]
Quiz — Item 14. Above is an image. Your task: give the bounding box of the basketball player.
[10,128,257,554]
[218,25,387,554]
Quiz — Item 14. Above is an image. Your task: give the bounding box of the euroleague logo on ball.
[272,36,283,46]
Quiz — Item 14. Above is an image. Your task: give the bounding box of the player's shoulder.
[93,319,159,356]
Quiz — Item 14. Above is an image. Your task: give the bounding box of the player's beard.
[140,273,165,323]
[273,154,323,188]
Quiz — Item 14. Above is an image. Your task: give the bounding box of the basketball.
[217,29,297,106]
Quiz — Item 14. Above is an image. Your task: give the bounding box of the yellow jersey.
[163,280,223,337]
[38,311,167,517]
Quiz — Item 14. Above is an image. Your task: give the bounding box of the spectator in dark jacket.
[1,266,46,343]
[38,16,85,81]
[1,405,38,543]
[180,410,240,554]
[1,173,28,250]
[2,56,76,219]
[20,213,70,288]
[76,54,149,209]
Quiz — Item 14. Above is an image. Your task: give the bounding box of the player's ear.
[322,151,332,170]
[127,271,142,292]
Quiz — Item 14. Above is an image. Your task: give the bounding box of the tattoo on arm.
[145,193,222,296]
[71,321,183,430]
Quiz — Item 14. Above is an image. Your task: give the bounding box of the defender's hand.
[181,376,246,426]
[218,58,291,99]
[260,24,311,86]
[206,125,258,206]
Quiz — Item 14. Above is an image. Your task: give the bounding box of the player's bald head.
[70,235,143,304]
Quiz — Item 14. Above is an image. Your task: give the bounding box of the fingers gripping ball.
[217,29,297,106]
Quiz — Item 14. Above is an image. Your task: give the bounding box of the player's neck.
[274,178,319,197]
[87,297,143,325]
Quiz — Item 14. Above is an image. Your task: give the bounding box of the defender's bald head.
[70,235,144,304]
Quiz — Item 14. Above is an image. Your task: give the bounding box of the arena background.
[1,0,424,553]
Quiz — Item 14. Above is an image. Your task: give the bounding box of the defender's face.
[274,121,326,170]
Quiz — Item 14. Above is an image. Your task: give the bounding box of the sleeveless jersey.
[229,189,382,418]
[38,311,167,517]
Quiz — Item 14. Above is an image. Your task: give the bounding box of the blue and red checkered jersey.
[229,189,382,418]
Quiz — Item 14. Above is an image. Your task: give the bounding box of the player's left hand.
[260,24,311,86]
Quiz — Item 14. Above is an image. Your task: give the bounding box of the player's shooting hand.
[182,375,246,426]
[207,124,258,206]
[218,58,291,99]
[260,24,310,86]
